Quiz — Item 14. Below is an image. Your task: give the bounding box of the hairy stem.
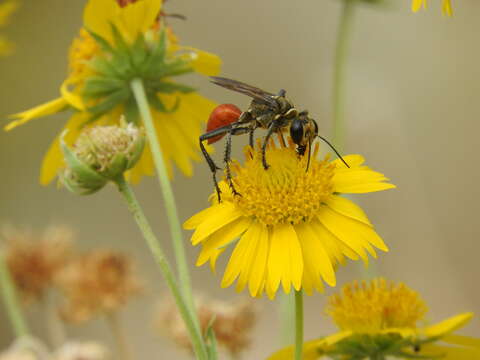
[0,252,29,338]
[130,78,199,329]
[115,176,207,360]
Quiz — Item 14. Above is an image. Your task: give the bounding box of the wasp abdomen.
[206,104,242,144]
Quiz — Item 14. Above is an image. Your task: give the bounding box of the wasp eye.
[290,118,304,145]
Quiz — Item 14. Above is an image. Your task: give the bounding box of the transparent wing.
[210,76,278,109]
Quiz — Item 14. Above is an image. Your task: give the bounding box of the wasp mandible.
[199,77,349,201]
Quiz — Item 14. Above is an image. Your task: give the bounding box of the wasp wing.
[210,77,279,109]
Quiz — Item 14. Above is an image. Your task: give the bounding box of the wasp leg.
[249,127,255,148]
[200,125,234,202]
[224,125,251,196]
[261,120,280,170]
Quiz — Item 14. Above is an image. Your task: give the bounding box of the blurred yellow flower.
[0,0,17,56]
[6,0,221,185]
[412,0,453,16]
[268,278,480,360]
[184,140,395,299]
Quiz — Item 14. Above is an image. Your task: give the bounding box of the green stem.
[0,252,29,338]
[130,78,198,327]
[279,292,295,346]
[332,0,356,152]
[294,290,304,360]
[115,176,208,360]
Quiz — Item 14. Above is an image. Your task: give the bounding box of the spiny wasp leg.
[261,120,281,170]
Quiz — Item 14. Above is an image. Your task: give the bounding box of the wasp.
[200,77,349,201]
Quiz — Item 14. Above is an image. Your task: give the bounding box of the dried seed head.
[157,296,257,356]
[57,250,142,323]
[4,226,74,304]
[53,341,110,360]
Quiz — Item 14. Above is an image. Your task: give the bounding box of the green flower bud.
[61,123,145,195]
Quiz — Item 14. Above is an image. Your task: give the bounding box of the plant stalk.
[115,176,208,360]
[294,290,304,360]
[0,252,29,338]
[130,78,198,327]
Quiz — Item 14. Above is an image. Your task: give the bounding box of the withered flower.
[157,296,257,357]
[53,341,109,360]
[57,250,141,323]
[3,226,73,304]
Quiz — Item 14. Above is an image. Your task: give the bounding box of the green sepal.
[126,134,146,169]
[87,88,130,117]
[148,94,180,113]
[60,134,107,187]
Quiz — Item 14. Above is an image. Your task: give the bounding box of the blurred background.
[0,0,479,358]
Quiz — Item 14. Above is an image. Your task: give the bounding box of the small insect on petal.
[206,104,241,144]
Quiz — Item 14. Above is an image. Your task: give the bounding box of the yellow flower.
[268,278,480,360]
[184,140,395,299]
[0,0,17,56]
[412,0,453,16]
[6,0,221,185]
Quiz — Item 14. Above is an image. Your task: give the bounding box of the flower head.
[412,0,453,16]
[157,296,256,357]
[61,123,145,194]
[268,278,479,360]
[3,226,73,303]
[184,140,395,299]
[0,0,17,56]
[57,249,141,323]
[7,0,220,185]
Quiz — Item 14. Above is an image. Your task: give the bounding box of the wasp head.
[289,111,318,156]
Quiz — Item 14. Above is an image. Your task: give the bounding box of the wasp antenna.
[306,139,312,172]
[317,135,350,168]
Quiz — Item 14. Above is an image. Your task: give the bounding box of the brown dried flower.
[57,250,141,323]
[157,296,257,357]
[3,226,73,303]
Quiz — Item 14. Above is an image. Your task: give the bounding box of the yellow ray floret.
[184,140,395,299]
[412,0,453,16]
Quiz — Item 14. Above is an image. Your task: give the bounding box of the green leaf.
[88,88,130,117]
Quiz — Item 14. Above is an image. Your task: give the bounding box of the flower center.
[224,140,335,226]
[68,28,100,83]
[326,278,428,333]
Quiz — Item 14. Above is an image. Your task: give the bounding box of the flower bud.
[61,123,145,194]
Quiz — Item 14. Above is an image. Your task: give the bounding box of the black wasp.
[199,77,349,201]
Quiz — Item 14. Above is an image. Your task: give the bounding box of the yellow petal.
[267,332,352,360]
[190,202,243,245]
[40,112,87,185]
[318,207,371,263]
[333,166,396,194]
[196,217,250,266]
[6,97,69,131]
[424,313,474,338]
[83,0,161,43]
[179,46,222,76]
[412,0,426,12]
[295,223,336,287]
[331,154,365,168]
[60,80,85,110]
[0,0,17,27]
[309,220,358,262]
[419,343,480,360]
[235,222,268,295]
[221,225,257,288]
[442,0,453,16]
[267,223,303,298]
[443,334,480,348]
[325,195,372,226]
[184,205,220,230]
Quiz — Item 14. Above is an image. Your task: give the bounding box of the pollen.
[326,278,428,333]
[223,140,335,226]
[68,28,100,81]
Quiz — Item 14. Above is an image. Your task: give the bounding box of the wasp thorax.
[221,140,336,226]
[61,124,145,195]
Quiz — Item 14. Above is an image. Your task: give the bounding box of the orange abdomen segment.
[206,104,242,144]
